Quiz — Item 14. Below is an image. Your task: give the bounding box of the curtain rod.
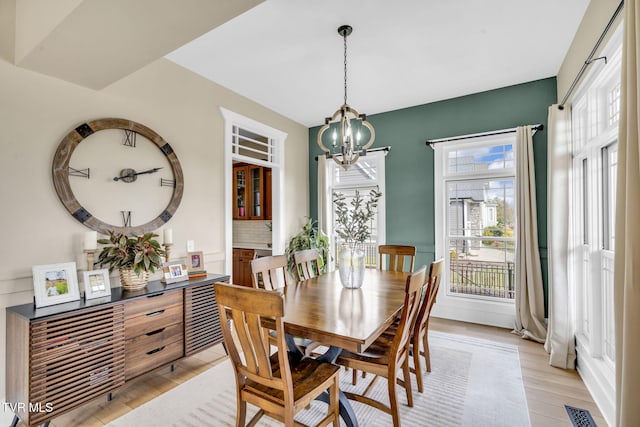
[314,145,390,161]
[425,124,543,147]
[558,0,624,109]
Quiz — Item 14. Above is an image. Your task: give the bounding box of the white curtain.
[544,106,577,369]
[317,156,332,270]
[514,126,547,343]
[615,1,640,424]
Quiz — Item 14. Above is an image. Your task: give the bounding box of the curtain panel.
[615,1,640,424]
[514,126,547,343]
[544,106,577,369]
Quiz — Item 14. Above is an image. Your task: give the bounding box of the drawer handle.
[146,346,166,355]
[146,328,166,336]
[145,309,165,317]
[147,293,164,298]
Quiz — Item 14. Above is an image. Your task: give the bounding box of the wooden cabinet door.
[27,305,125,426]
[184,280,228,356]
[265,168,272,220]
[233,166,249,219]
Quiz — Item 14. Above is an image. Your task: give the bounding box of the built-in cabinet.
[232,248,255,287]
[233,164,271,220]
[5,274,229,427]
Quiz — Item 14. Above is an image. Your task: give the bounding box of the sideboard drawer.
[124,290,183,318]
[125,339,184,379]
[125,322,184,357]
[124,304,183,339]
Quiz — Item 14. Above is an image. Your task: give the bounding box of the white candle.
[164,229,173,245]
[84,231,97,251]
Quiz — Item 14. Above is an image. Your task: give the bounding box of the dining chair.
[250,254,291,290]
[336,265,427,427]
[214,282,340,427]
[293,249,321,281]
[378,245,416,272]
[380,259,444,393]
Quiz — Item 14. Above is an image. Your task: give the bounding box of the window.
[325,152,386,268]
[437,133,516,301]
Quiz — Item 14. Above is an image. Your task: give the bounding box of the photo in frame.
[83,269,111,300]
[33,262,81,308]
[161,261,189,284]
[186,251,205,273]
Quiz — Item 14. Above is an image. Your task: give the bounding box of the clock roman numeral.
[68,166,90,178]
[161,178,175,188]
[123,129,136,147]
[121,211,132,227]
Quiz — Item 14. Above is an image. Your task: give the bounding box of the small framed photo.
[187,251,205,273]
[161,261,189,284]
[83,269,111,300]
[33,262,81,308]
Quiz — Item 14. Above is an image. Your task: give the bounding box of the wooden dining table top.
[280,269,409,353]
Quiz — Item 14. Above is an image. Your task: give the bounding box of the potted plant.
[333,188,382,288]
[96,231,165,291]
[285,217,330,277]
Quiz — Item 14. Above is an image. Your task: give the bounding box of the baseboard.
[576,340,615,427]
[432,303,515,329]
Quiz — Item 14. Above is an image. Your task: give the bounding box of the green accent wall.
[309,77,556,313]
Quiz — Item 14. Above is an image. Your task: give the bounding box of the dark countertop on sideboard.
[6,273,230,321]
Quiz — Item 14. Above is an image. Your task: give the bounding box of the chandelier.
[317,25,375,169]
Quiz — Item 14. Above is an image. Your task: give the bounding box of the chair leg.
[413,341,424,393]
[331,377,340,427]
[236,397,246,427]
[352,368,358,385]
[423,333,431,372]
[402,360,414,407]
[388,373,400,427]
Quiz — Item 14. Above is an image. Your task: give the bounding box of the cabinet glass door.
[250,167,263,218]
[234,167,247,219]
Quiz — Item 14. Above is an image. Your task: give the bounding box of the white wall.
[556,0,622,101]
[0,54,309,403]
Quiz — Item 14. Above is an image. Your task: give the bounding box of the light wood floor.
[30,318,605,427]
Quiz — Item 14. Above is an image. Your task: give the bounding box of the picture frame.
[161,261,189,284]
[83,269,112,300]
[33,262,81,308]
[186,251,205,273]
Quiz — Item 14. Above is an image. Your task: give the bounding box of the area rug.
[108,332,530,427]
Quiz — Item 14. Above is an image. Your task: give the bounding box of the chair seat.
[245,353,340,404]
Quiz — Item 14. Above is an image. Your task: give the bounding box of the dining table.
[278,268,410,427]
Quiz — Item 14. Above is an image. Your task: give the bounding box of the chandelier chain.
[343,31,348,105]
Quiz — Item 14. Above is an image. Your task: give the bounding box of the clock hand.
[113,167,163,181]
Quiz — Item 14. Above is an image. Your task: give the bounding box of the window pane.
[447,179,515,239]
[447,178,515,300]
[333,159,378,186]
[447,144,513,173]
[449,238,515,299]
[602,143,618,250]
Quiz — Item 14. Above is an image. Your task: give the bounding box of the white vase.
[338,244,365,289]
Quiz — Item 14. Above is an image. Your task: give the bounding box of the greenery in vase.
[285,217,330,276]
[97,231,165,276]
[333,188,382,247]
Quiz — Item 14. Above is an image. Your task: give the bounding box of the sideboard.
[5,273,229,427]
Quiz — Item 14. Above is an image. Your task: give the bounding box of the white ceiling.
[166,0,590,127]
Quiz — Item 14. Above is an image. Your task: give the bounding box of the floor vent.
[565,405,597,427]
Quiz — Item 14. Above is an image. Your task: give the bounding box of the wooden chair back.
[215,282,340,426]
[392,265,426,360]
[214,283,292,396]
[410,259,444,392]
[378,245,416,273]
[250,255,290,290]
[293,249,321,281]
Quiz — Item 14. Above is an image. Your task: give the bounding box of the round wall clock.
[52,118,184,235]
